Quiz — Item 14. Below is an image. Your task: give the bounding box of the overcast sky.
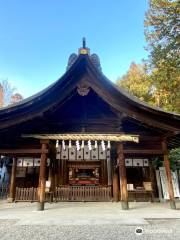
[0,0,148,98]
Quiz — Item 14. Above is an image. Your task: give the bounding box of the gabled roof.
[0,48,179,138]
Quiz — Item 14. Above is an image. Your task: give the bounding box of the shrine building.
[0,40,179,211]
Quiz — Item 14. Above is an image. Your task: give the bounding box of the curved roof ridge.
[0,53,179,123]
[85,56,180,119]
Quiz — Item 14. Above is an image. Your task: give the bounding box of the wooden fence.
[54,186,112,202]
[15,187,38,202]
[14,186,112,202]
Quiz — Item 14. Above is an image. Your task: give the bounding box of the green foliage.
[153,148,180,170]
[144,0,180,113]
[153,156,163,169]
[116,0,180,113]
[169,147,180,162]
[144,0,179,67]
[116,62,153,103]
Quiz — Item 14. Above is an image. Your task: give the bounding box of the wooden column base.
[113,192,119,202]
[121,201,129,210]
[169,200,176,210]
[7,197,14,203]
[37,202,45,211]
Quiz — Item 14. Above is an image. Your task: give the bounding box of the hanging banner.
[159,167,169,199]
[159,167,180,199]
[172,171,180,198]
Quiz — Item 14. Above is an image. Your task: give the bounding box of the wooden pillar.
[149,160,156,202]
[107,157,112,186]
[162,140,176,209]
[8,157,17,202]
[117,143,129,210]
[63,159,68,184]
[47,141,57,193]
[112,167,119,202]
[37,141,48,211]
[59,159,63,185]
[48,159,55,191]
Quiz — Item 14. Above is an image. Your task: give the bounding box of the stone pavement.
[0,201,180,239]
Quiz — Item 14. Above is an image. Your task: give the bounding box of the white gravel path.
[0,201,180,240]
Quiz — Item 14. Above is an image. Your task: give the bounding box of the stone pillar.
[117,143,129,210]
[37,141,48,211]
[8,157,17,202]
[162,140,176,209]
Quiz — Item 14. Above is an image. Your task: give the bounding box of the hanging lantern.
[69,140,72,148]
[81,140,84,149]
[88,140,92,151]
[56,140,59,149]
[62,140,66,150]
[76,140,80,151]
[95,140,98,149]
[107,141,111,149]
[101,140,105,151]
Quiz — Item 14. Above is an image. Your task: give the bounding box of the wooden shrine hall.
[0,39,179,211]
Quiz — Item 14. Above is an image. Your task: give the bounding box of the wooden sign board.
[133,159,143,167]
[69,146,76,161]
[91,146,98,160]
[125,159,133,166]
[61,146,68,160]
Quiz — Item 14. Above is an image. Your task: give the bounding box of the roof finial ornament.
[79,37,90,55]
[82,37,86,48]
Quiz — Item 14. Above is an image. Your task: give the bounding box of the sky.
[0,0,149,98]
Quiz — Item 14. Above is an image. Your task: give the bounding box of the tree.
[0,79,23,107]
[116,62,153,103]
[10,93,23,105]
[144,0,180,112]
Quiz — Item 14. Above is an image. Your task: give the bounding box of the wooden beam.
[162,140,176,209]
[7,157,17,202]
[37,143,48,211]
[0,149,48,155]
[117,143,129,210]
[124,149,163,155]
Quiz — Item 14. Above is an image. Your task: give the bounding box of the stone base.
[169,200,176,210]
[7,197,14,203]
[37,202,45,211]
[121,201,129,210]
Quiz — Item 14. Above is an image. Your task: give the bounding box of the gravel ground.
[0,219,180,240]
[0,202,180,240]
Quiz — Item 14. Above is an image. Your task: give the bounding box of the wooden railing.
[15,187,38,202]
[0,186,9,199]
[15,186,112,202]
[54,186,112,202]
